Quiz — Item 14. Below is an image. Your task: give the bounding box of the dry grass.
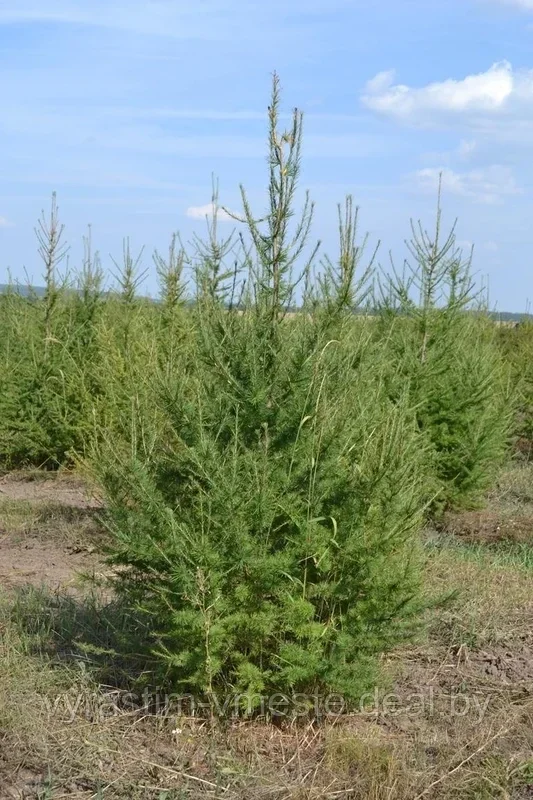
[1,465,533,798]
[432,460,533,549]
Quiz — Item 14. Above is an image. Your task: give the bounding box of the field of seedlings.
[2,82,533,799]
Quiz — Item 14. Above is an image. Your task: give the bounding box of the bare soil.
[0,470,101,510]
[0,532,101,591]
[439,508,533,544]
[1,468,533,798]
[0,471,105,592]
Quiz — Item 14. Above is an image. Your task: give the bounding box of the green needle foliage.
[90,77,429,709]
[0,196,78,466]
[0,76,519,712]
[376,185,513,512]
[498,318,533,450]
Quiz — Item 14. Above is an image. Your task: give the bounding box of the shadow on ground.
[9,585,160,692]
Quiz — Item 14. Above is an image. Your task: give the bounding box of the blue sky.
[1,0,533,309]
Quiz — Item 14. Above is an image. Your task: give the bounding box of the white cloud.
[0,216,14,228]
[364,70,396,96]
[186,203,234,222]
[362,61,533,124]
[415,166,522,204]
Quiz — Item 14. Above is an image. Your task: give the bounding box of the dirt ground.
[0,471,102,510]
[0,471,104,591]
[1,466,533,798]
